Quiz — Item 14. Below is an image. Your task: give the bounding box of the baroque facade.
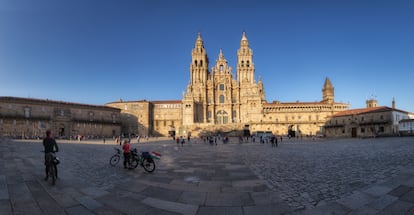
[0,97,121,138]
[106,33,350,137]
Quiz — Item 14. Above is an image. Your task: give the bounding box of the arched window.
[241,60,244,67]
[220,65,224,71]
[194,60,197,66]
[219,95,225,103]
[200,60,203,67]
[219,84,224,91]
[246,60,250,67]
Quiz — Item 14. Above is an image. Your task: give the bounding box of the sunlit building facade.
[0,97,121,138]
[107,33,350,137]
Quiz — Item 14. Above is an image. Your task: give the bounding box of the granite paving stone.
[196,206,243,215]
[401,189,414,204]
[366,194,398,211]
[376,200,414,215]
[0,175,9,200]
[2,137,414,214]
[0,199,13,215]
[142,197,198,215]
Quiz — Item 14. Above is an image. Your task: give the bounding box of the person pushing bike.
[43,130,59,180]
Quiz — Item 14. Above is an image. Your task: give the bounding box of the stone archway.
[58,124,65,138]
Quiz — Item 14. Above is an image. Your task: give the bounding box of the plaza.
[1,136,414,214]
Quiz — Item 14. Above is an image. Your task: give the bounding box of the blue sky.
[1,0,413,112]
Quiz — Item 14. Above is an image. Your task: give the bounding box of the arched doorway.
[288,125,296,137]
[58,124,65,138]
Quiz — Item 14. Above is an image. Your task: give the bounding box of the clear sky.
[1,0,413,112]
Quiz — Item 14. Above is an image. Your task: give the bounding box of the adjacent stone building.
[324,99,413,138]
[399,119,414,136]
[0,97,121,139]
[107,33,350,137]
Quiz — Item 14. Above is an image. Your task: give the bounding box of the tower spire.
[190,32,209,85]
[237,32,254,84]
[322,77,334,104]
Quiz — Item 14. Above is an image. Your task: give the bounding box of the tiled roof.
[332,106,409,117]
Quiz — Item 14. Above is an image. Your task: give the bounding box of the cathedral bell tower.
[190,32,209,86]
[322,77,334,104]
[237,32,254,84]
[182,33,210,125]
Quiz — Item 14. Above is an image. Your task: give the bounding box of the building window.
[89,112,94,121]
[220,65,224,71]
[216,110,228,124]
[219,95,225,103]
[24,107,31,118]
[219,84,225,90]
[361,128,365,133]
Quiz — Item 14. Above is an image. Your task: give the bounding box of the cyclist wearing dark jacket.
[43,130,59,180]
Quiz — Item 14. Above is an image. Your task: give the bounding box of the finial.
[242,31,247,40]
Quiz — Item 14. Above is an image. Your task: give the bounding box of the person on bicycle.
[43,130,59,180]
[122,140,131,169]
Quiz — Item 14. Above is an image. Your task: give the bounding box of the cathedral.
[106,33,350,137]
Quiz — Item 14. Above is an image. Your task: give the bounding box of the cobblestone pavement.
[242,138,414,210]
[1,136,414,214]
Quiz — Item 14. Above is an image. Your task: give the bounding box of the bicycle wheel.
[129,157,139,169]
[49,165,56,185]
[109,155,120,166]
[142,157,155,173]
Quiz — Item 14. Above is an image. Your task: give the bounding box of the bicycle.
[128,148,156,173]
[42,151,59,185]
[109,147,159,173]
[109,147,121,166]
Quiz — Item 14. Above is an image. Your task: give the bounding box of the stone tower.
[366,99,378,108]
[182,33,209,125]
[322,77,334,104]
[236,32,265,122]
